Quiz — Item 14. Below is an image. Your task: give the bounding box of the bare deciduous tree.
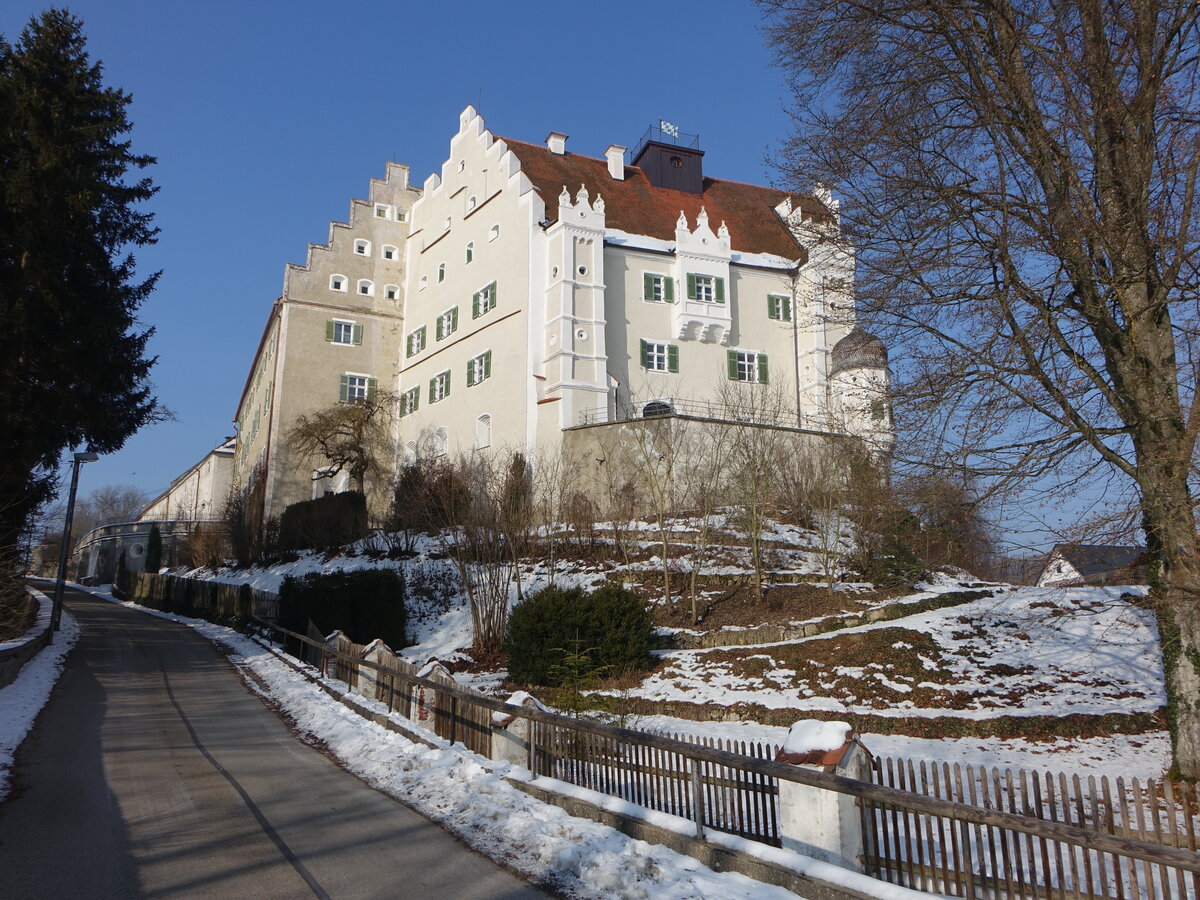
[759,0,1200,775]
[286,393,396,496]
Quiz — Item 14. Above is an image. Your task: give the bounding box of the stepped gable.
[830,326,888,376]
[501,137,824,261]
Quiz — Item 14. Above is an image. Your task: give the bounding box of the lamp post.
[50,450,99,635]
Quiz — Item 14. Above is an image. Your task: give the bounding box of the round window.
[669,156,683,169]
[577,265,588,276]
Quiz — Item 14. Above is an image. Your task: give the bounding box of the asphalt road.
[0,587,552,899]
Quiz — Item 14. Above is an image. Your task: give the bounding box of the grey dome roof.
[830,327,888,377]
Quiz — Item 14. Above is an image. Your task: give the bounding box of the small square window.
[330,276,346,292]
[385,285,399,300]
[645,341,668,372]
[344,375,370,401]
[383,246,396,260]
[396,209,407,222]
[374,204,390,219]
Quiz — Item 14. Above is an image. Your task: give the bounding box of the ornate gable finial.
[676,210,688,230]
[697,206,710,229]
[576,184,590,205]
[559,186,571,206]
[718,221,729,240]
[594,194,605,214]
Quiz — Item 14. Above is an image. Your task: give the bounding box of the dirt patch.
[649,582,908,631]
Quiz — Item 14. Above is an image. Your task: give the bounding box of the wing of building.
[395,107,893,470]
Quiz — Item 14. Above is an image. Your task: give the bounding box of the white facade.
[140,438,234,522]
[395,107,893,463]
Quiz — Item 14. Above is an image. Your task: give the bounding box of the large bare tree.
[758,0,1200,772]
[286,394,395,495]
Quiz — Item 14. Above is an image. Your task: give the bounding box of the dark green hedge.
[278,491,368,551]
[506,583,653,686]
[278,569,407,648]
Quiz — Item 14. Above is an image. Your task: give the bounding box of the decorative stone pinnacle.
[576,184,589,204]
[676,210,688,229]
[718,221,729,239]
[559,186,571,205]
[594,195,605,214]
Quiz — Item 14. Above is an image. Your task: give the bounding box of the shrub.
[856,539,927,588]
[278,491,368,551]
[278,568,407,648]
[506,583,652,687]
[144,524,162,573]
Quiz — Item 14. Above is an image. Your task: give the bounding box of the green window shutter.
[413,387,419,411]
[643,273,654,300]
[467,357,475,386]
[436,316,444,340]
[339,374,350,402]
[664,277,675,302]
[727,350,738,381]
[352,323,363,344]
[686,273,697,300]
[451,306,459,330]
[483,350,492,378]
[767,297,777,320]
[715,277,726,304]
[783,297,792,321]
[490,281,498,310]
[406,334,414,357]
[757,353,769,384]
[367,377,378,400]
[472,290,481,318]
[667,344,679,373]
[444,370,451,397]
[640,339,649,368]
[325,320,336,341]
[429,377,436,400]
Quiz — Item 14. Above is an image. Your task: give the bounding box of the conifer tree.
[0,10,160,571]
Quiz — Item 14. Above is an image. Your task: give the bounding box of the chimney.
[605,145,627,180]
[546,131,568,155]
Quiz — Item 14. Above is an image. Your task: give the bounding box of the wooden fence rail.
[251,618,1200,899]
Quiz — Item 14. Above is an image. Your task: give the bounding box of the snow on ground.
[0,589,79,800]
[85,590,936,900]
[629,586,1164,719]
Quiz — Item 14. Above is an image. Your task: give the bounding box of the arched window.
[354,239,371,256]
[488,224,500,242]
[465,242,474,264]
[466,194,477,212]
[643,400,674,418]
[437,262,446,283]
[382,244,398,260]
[384,284,399,301]
[432,426,449,457]
[357,279,375,296]
[330,274,347,292]
[475,414,492,449]
[403,441,417,467]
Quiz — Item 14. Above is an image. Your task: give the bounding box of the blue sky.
[4,0,792,505]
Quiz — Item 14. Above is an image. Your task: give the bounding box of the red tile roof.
[501,138,826,262]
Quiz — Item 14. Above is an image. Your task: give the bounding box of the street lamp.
[50,450,100,635]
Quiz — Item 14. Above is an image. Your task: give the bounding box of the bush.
[278,569,407,648]
[506,583,653,687]
[144,524,162,573]
[278,491,368,551]
[856,539,927,588]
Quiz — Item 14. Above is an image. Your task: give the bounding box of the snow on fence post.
[774,720,871,873]
[357,638,395,702]
[410,660,452,728]
[489,691,546,770]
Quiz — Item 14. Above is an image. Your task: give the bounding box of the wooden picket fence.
[254,618,1200,899]
[866,755,1200,900]
[530,721,781,845]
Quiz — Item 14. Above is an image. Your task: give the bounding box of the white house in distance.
[395,106,892,466]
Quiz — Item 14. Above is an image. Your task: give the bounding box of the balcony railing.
[575,396,807,431]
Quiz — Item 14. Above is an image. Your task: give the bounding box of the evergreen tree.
[144,523,162,573]
[0,10,161,570]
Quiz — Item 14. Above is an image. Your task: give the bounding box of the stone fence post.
[488,691,547,771]
[774,720,872,872]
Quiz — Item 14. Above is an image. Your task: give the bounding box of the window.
[400,386,420,417]
[374,204,391,219]
[472,280,497,318]
[432,426,449,457]
[475,414,492,449]
[385,284,399,300]
[429,369,451,403]
[465,241,474,264]
[354,239,371,256]
[727,350,768,383]
[687,273,725,304]
[768,294,792,322]
[382,244,398,260]
[403,440,417,466]
[339,373,376,402]
[466,194,477,212]
[467,350,492,386]
[639,339,678,373]
[395,209,407,223]
[326,319,361,345]
[311,467,348,499]
[406,326,427,357]
[488,224,499,242]
[437,262,446,283]
[643,273,674,303]
[357,279,375,296]
[444,216,451,232]
[436,306,459,340]
[871,399,886,421]
[330,274,347,292]
[419,274,428,291]
[457,159,466,173]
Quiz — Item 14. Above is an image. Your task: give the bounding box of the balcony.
[574,396,808,431]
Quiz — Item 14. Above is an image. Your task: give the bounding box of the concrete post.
[775,721,871,872]
[410,660,452,727]
[488,691,546,771]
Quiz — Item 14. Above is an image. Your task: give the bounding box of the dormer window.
[354,239,371,256]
